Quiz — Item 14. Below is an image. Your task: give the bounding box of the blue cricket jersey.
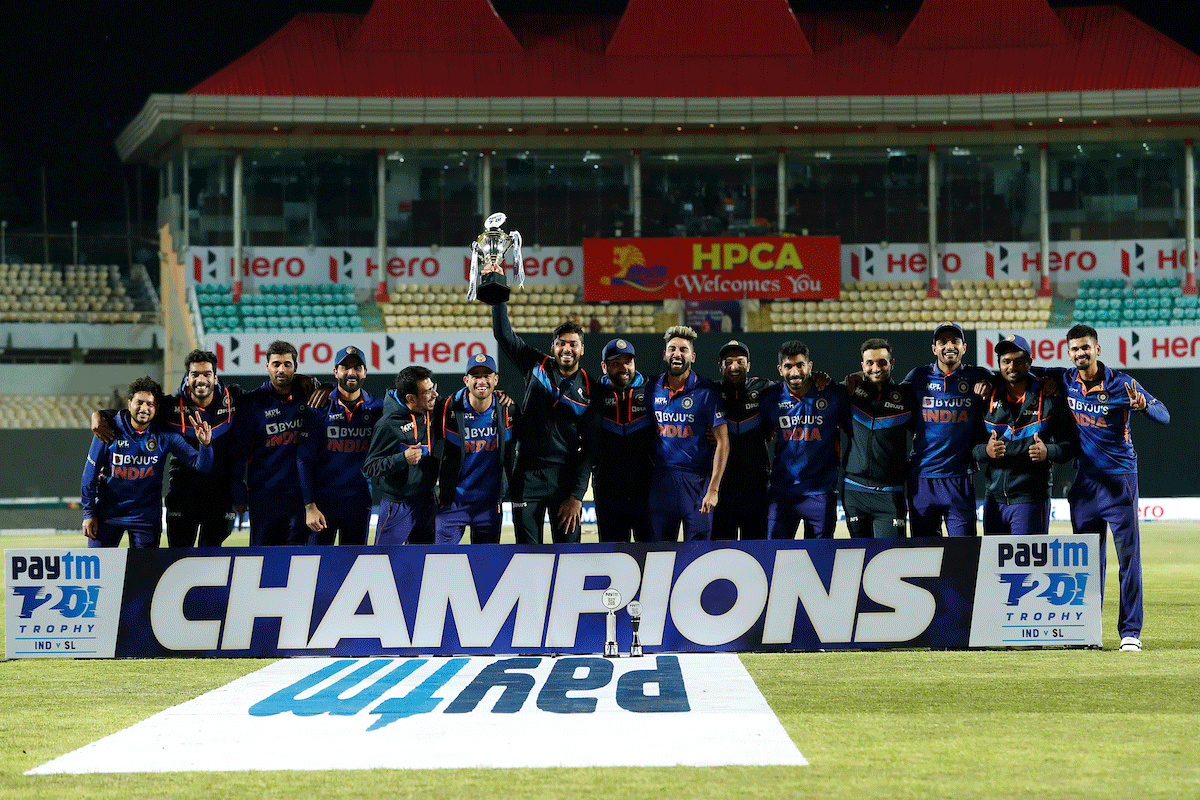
[82,411,212,526]
[296,389,384,508]
[1043,363,1169,477]
[649,371,726,475]
[441,388,510,503]
[759,381,849,496]
[231,380,308,505]
[902,362,992,478]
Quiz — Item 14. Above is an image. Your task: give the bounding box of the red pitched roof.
[607,0,810,56]
[186,3,1200,99]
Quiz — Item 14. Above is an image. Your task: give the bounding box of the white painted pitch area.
[28,653,807,774]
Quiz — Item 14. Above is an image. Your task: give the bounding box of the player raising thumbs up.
[973,335,1076,535]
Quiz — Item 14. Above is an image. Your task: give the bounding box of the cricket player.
[842,338,916,538]
[588,338,655,543]
[973,334,1076,535]
[364,365,443,545]
[435,353,518,544]
[82,377,212,548]
[1045,324,1170,651]
[492,301,593,543]
[648,325,728,542]
[712,340,773,540]
[759,341,849,539]
[902,322,992,537]
[230,340,310,546]
[297,345,383,546]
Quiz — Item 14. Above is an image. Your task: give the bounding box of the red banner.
[583,236,841,301]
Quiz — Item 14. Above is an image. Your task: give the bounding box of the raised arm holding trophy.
[469,211,525,305]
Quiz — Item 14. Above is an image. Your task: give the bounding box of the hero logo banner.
[206,333,498,375]
[103,540,985,657]
[846,238,1193,284]
[189,246,581,287]
[5,549,128,659]
[977,326,1200,370]
[27,654,806,773]
[968,534,1101,648]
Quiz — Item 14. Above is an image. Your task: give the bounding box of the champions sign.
[6,537,1100,658]
[583,236,840,302]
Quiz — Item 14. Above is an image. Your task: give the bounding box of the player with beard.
[588,338,655,542]
[711,340,773,540]
[82,377,212,548]
[297,346,384,546]
[648,326,728,542]
[759,341,849,539]
[230,340,313,546]
[1039,324,1169,652]
[901,322,992,537]
[842,339,917,538]
[492,302,593,543]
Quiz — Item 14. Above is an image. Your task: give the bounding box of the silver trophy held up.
[627,600,643,657]
[469,211,525,305]
[602,588,622,658]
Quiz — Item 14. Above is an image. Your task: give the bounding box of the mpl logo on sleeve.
[28,654,807,774]
[5,549,127,659]
[968,535,1101,648]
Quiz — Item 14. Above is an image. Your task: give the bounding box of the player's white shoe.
[1119,636,1143,652]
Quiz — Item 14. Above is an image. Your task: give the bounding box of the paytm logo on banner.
[28,655,806,773]
[5,549,127,659]
[250,655,688,731]
[968,535,1102,648]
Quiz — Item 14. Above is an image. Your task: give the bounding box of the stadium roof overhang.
[117,89,1200,166]
[115,0,1200,165]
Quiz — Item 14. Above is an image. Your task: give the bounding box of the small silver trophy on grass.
[602,587,621,658]
[627,600,643,657]
[469,211,524,305]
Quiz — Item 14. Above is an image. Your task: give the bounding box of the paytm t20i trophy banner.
[7,536,1100,659]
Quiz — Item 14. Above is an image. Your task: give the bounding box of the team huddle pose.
[83,306,1167,649]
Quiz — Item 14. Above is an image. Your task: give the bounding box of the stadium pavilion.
[116,0,1200,301]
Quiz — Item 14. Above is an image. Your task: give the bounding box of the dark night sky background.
[1,1,1195,233]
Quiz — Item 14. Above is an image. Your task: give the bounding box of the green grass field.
[2,524,1198,799]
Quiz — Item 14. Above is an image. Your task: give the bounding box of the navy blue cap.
[335,345,365,367]
[465,353,498,374]
[602,338,636,361]
[994,334,1031,357]
[719,340,750,360]
[932,321,965,341]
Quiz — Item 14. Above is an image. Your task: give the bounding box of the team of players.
[82,317,1167,649]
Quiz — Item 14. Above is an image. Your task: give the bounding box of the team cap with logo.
[602,338,636,361]
[335,346,365,367]
[465,353,498,374]
[994,334,1031,358]
[932,322,965,341]
[719,340,751,360]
